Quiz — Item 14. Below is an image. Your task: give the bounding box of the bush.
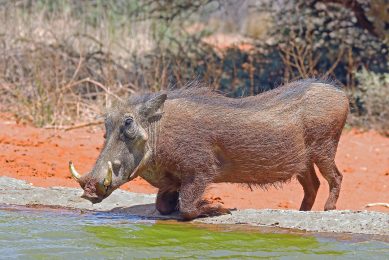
[348,69,389,135]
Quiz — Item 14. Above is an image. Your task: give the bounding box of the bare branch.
[318,0,379,38]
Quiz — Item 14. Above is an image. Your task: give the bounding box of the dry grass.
[0,1,153,127]
[0,1,223,127]
[0,1,387,133]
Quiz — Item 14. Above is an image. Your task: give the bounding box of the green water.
[0,206,388,259]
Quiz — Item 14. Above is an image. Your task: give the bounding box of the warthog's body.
[71,79,349,220]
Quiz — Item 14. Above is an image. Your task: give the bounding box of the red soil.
[1,114,388,212]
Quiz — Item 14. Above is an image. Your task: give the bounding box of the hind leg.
[315,159,343,210]
[298,163,320,211]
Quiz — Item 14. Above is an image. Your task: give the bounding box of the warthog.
[70,79,349,220]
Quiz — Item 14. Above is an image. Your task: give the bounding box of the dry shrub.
[0,1,153,127]
[348,69,389,135]
[278,28,345,81]
[0,0,222,127]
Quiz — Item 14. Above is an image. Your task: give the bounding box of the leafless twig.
[44,120,104,131]
[365,203,389,208]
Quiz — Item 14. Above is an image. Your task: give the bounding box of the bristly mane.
[126,78,342,111]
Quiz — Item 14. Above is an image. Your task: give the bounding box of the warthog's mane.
[125,78,342,109]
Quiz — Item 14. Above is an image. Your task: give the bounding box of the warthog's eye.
[124,117,133,126]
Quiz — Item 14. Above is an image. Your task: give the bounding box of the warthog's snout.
[81,193,103,204]
[79,178,112,204]
[69,161,113,204]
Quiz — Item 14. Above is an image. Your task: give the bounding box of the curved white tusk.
[104,161,113,187]
[69,161,82,182]
[139,127,148,141]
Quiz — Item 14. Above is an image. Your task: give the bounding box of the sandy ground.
[0,114,388,213]
[1,176,388,236]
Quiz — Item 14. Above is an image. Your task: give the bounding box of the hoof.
[180,211,199,221]
[199,205,232,218]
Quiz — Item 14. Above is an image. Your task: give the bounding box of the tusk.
[129,150,152,180]
[139,127,148,141]
[69,161,82,182]
[104,161,113,187]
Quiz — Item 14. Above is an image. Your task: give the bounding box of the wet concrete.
[1,176,388,236]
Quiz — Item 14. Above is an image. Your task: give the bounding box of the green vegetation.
[0,0,387,133]
[85,223,345,258]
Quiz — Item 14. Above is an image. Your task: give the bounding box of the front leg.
[179,174,231,220]
[156,190,179,215]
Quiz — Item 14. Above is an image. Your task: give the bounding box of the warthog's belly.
[214,166,300,186]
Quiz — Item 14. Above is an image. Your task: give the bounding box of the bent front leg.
[156,190,179,215]
[179,174,231,220]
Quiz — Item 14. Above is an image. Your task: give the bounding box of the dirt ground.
[1,113,388,213]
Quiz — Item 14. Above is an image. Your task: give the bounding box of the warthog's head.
[69,93,167,203]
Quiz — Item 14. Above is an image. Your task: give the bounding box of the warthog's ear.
[139,93,167,119]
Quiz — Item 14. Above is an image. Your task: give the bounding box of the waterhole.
[0,205,388,259]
